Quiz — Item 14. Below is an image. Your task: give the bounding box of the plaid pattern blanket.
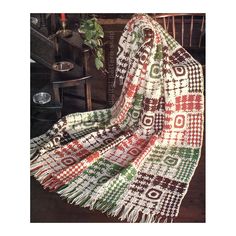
[31,14,204,223]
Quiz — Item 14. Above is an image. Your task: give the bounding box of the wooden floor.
[30,92,205,223]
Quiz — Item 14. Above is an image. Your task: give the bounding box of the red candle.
[60,13,66,21]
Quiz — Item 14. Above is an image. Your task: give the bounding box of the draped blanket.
[30,14,204,223]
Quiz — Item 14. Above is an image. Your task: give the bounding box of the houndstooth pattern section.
[155,112,164,135]
[116,52,130,85]
[154,96,165,134]
[160,130,186,146]
[165,72,188,97]
[56,156,90,183]
[169,47,191,65]
[187,113,203,147]
[175,94,203,112]
[161,45,169,75]
[187,61,203,93]
[162,101,174,130]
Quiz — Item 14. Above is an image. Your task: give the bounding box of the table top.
[51,62,92,87]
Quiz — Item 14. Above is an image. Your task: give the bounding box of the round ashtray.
[52,61,74,72]
[33,92,51,105]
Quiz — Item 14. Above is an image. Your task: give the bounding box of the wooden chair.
[153,14,205,65]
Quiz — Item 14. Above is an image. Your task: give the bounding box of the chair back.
[153,14,205,49]
[153,13,205,88]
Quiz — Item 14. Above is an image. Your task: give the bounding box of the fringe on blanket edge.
[106,202,174,223]
[57,183,174,223]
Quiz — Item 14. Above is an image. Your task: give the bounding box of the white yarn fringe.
[106,202,174,223]
[31,160,52,183]
[57,179,105,210]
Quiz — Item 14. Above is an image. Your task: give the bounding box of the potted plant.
[78,17,107,74]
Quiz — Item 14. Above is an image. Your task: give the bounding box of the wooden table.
[51,63,92,118]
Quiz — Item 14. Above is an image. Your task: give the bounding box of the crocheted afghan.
[30,14,204,223]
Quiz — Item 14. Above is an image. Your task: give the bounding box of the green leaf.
[90,39,97,47]
[86,19,93,26]
[94,22,104,38]
[85,30,93,40]
[79,26,85,32]
[96,49,104,61]
[96,48,103,58]
[84,41,93,49]
[95,57,104,70]
[79,17,105,72]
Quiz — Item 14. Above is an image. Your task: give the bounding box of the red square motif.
[174,114,185,128]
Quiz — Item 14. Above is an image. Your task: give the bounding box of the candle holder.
[60,19,67,31]
[56,29,72,38]
[55,19,72,38]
